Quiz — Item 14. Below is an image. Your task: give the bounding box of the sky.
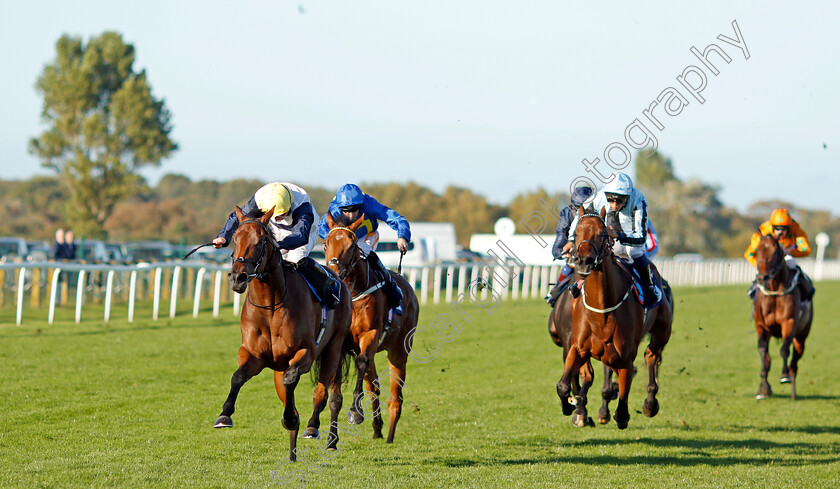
[1,1,837,213]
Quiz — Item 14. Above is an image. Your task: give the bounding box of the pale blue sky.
[1,1,837,212]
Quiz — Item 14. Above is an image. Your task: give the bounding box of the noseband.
[232,219,277,282]
[572,214,612,272]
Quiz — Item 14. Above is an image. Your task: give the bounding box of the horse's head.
[755,233,785,286]
[323,212,365,280]
[570,206,612,277]
[228,206,278,293]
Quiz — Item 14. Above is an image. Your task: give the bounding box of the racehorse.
[323,212,419,443]
[556,207,673,429]
[549,280,618,425]
[213,207,353,462]
[752,234,813,400]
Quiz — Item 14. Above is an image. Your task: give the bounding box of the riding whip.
[183,242,216,259]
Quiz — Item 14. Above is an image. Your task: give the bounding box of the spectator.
[52,229,66,260]
[64,230,77,260]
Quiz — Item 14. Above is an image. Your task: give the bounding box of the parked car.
[0,237,29,262]
[124,241,177,263]
[26,240,50,261]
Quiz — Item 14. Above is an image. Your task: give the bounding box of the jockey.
[744,208,815,301]
[318,183,410,315]
[212,182,340,308]
[568,172,662,308]
[545,186,594,306]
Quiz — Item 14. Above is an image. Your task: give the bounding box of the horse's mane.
[333,212,354,227]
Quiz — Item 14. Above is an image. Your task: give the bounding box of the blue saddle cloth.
[295,263,341,306]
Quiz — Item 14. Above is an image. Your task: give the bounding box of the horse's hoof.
[598,409,611,425]
[213,415,233,428]
[755,393,769,400]
[643,398,660,418]
[614,414,629,430]
[572,413,592,428]
[780,375,792,384]
[373,431,383,439]
[302,427,319,439]
[568,396,579,406]
[347,410,364,425]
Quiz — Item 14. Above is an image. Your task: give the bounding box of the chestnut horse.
[752,234,813,400]
[549,281,618,425]
[556,208,673,429]
[323,212,419,443]
[213,207,353,462]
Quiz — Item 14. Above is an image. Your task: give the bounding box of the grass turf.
[1,283,839,488]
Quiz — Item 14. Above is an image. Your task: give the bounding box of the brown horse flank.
[323,212,419,443]
[548,275,619,425]
[213,207,352,462]
[752,234,813,400]
[556,207,673,429]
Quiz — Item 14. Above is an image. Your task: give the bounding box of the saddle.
[614,257,663,309]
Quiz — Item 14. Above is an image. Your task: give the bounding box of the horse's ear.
[325,211,336,229]
[350,213,366,232]
[578,205,585,218]
[261,205,275,224]
[599,207,606,220]
[235,206,245,222]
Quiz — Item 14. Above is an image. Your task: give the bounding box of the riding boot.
[295,256,341,309]
[632,254,659,309]
[545,265,573,307]
[797,268,815,301]
[366,251,403,315]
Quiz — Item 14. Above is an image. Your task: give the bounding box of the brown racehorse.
[323,212,419,443]
[549,278,619,425]
[213,207,353,462]
[752,234,813,400]
[556,207,673,429]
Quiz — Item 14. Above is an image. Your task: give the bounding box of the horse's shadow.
[432,434,840,468]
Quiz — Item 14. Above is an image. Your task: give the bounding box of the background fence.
[2,257,839,326]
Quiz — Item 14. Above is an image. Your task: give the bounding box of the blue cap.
[571,186,594,206]
[335,184,364,208]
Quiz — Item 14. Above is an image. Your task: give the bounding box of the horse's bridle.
[756,237,784,284]
[571,214,613,274]
[326,226,365,281]
[232,219,277,282]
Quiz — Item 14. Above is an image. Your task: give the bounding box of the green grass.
[2,283,839,488]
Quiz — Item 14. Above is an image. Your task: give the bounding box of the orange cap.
[769,208,792,226]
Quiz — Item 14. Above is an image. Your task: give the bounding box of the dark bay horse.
[752,234,813,400]
[548,277,618,425]
[213,207,353,462]
[556,207,673,429]
[323,212,419,443]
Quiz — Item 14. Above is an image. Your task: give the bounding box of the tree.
[29,32,177,238]
[635,149,676,191]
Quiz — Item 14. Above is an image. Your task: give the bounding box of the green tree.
[29,32,177,238]
[635,149,676,191]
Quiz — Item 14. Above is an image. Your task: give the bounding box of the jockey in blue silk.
[567,172,662,308]
[212,182,340,308]
[318,183,411,314]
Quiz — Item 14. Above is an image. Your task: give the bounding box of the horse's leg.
[779,315,796,384]
[572,360,595,427]
[349,330,377,425]
[789,304,813,401]
[557,347,587,417]
[643,314,671,418]
[214,347,264,428]
[385,349,408,443]
[273,370,299,462]
[598,365,615,424]
[364,353,384,439]
[613,367,633,429]
[325,355,345,451]
[304,339,344,440]
[756,331,773,399]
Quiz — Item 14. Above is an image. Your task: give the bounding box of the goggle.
[606,195,627,204]
[772,225,789,232]
[340,205,362,212]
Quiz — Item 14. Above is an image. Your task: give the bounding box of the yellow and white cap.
[255,182,292,216]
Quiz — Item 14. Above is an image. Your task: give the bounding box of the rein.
[326,226,364,280]
[755,237,797,297]
[574,213,630,313]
